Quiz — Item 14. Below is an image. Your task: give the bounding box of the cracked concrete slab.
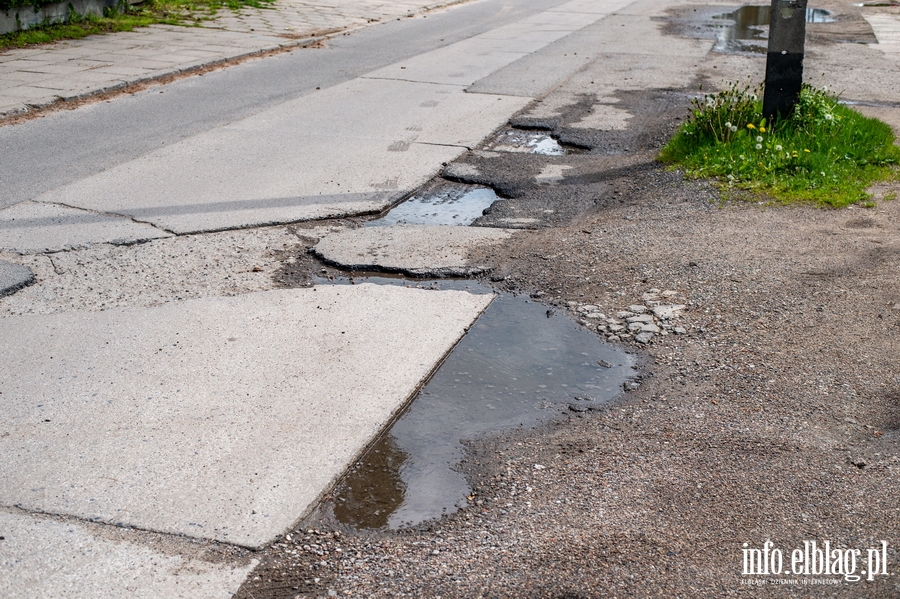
[0,509,256,599]
[0,260,33,297]
[0,201,171,254]
[0,284,492,548]
[32,146,463,236]
[23,0,646,237]
[33,78,529,234]
[235,77,526,149]
[312,224,515,276]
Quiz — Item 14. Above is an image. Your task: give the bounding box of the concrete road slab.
[549,0,635,15]
[33,137,463,235]
[0,285,492,548]
[0,201,171,253]
[313,224,515,276]
[468,17,631,97]
[363,0,638,87]
[224,78,531,148]
[33,80,529,234]
[0,260,33,297]
[364,40,533,86]
[0,509,255,599]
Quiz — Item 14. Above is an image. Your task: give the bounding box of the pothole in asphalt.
[323,278,635,530]
[367,181,499,227]
[712,6,835,53]
[485,129,585,156]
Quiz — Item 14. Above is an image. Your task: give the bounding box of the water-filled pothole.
[325,279,635,530]
[486,129,584,156]
[712,6,835,53]
[367,182,499,227]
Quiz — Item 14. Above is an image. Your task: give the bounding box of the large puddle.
[713,6,835,53]
[326,279,635,530]
[367,182,499,227]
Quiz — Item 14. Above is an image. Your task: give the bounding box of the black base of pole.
[762,51,804,120]
[763,0,808,121]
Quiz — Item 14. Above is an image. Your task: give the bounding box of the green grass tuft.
[658,82,900,207]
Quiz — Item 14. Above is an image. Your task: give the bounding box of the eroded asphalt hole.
[367,181,499,227]
[712,5,834,53]
[321,277,635,530]
[485,128,585,156]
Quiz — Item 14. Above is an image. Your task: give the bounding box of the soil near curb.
[2,1,898,595]
[234,3,900,596]
[235,102,900,599]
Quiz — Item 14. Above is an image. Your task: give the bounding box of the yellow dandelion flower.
[747,123,756,130]
[804,149,810,153]
[759,126,766,133]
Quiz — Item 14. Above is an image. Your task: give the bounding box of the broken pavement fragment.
[652,304,686,320]
[0,201,171,254]
[0,260,34,297]
[313,224,515,277]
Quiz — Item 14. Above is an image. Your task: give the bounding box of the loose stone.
[652,304,686,320]
[635,332,654,344]
[626,314,655,324]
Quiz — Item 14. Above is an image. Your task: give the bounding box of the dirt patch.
[235,73,900,596]
[240,188,900,598]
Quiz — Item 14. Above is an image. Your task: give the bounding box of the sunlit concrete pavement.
[2,0,900,597]
[0,0,644,595]
[0,0,464,117]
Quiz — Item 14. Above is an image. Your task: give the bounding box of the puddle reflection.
[712,5,835,53]
[487,129,583,156]
[331,290,635,530]
[367,183,498,227]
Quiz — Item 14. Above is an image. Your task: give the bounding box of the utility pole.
[763,0,808,120]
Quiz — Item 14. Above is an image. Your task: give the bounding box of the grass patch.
[658,82,900,207]
[0,0,274,51]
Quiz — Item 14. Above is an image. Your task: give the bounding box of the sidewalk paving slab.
[0,284,493,548]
